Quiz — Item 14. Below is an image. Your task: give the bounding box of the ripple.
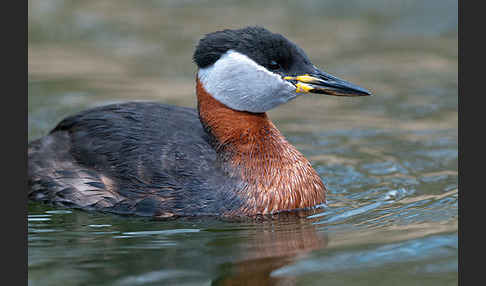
[312,201,383,223]
[28,217,51,222]
[29,229,59,233]
[119,229,201,238]
[28,214,51,218]
[272,233,457,276]
[312,188,414,224]
[88,224,112,228]
[115,270,209,286]
[45,210,72,214]
[362,161,409,175]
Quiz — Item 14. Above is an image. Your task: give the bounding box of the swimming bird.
[28,26,371,218]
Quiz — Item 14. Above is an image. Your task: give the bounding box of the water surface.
[28,1,458,285]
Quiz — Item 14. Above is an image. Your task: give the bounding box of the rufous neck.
[196,78,279,152]
[196,78,326,215]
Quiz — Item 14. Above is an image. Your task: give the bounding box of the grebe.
[28,26,371,218]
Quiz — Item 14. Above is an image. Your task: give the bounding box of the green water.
[28,1,458,285]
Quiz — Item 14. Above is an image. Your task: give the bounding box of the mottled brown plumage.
[197,79,326,215]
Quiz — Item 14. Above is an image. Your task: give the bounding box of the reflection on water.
[28,0,457,285]
[212,214,329,286]
[28,206,329,286]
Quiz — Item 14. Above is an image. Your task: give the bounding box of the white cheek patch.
[198,50,296,113]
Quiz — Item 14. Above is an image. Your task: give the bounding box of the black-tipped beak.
[284,70,372,97]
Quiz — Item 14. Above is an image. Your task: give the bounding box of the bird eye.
[269,60,280,70]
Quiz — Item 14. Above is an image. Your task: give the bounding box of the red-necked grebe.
[28,26,371,218]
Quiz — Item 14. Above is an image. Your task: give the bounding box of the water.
[28,0,458,285]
